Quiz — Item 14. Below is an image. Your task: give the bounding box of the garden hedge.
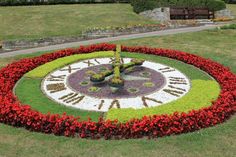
[0,43,235,139]
[221,24,236,29]
[0,0,130,6]
[130,0,226,13]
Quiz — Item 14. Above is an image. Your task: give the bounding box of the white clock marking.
[46,83,66,93]
[142,96,163,107]
[159,67,176,73]
[47,74,66,82]
[60,65,80,73]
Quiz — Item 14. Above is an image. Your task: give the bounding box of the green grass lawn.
[0,4,235,42]
[0,29,235,157]
[0,4,156,41]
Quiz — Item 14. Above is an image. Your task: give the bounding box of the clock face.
[42,58,191,112]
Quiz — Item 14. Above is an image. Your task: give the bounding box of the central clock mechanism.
[90,45,145,90]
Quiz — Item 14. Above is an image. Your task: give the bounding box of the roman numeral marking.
[163,88,184,97]
[142,96,163,107]
[169,77,187,85]
[83,60,96,67]
[109,58,115,64]
[109,57,124,64]
[59,92,85,105]
[120,58,124,64]
[94,59,100,64]
[60,65,80,73]
[168,85,186,92]
[98,100,105,110]
[47,75,66,81]
[159,67,176,73]
[109,100,120,109]
[46,83,66,93]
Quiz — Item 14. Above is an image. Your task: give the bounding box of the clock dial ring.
[42,58,191,112]
[67,64,166,99]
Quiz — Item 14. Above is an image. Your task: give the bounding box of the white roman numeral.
[59,92,85,105]
[142,96,162,107]
[169,77,187,85]
[47,75,66,81]
[159,67,176,73]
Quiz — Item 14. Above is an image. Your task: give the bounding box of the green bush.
[130,0,159,13]
[130,0,226,13]
[206,0,227,11]
[223,0,236,4]
[0,0,130,6]
[221,24,236,29]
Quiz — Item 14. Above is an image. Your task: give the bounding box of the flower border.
[0,43,235,139]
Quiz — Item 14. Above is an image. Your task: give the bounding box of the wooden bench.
[170,7,188,19]
[170,7,214,20]
[190,8,214,19]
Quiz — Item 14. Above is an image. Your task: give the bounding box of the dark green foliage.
[0,0,130,6]
[130,0,159,13]
[206,0,227,11]
[130,0,226,13]
[221,24,236,29]
[223,0,236,4]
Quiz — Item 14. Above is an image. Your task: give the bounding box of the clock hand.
[90,59,145,82]
[90,45,145,88]
[108,45,124,88]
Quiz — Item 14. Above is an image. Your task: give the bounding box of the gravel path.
[0,25,219,58]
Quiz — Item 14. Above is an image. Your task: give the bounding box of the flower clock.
[42,45,190,112]
[0,43,235,139]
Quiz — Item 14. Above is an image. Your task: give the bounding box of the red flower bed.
[0,43,235,139]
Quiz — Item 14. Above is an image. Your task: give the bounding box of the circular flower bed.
[0,43,235,139]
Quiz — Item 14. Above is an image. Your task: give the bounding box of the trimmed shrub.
[130,0,159,13]
[221,24,236,29]
[0,0,130,6]
[206,0,227,11]
[130,0,226,13]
